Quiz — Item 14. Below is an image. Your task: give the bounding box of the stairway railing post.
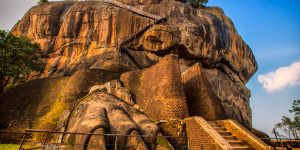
[43,131,49,148]
[18,133,27,150]
[114,135,118,150]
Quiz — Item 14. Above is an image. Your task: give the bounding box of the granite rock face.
[12,0,257,82]
[205,68,252,127]
[12,1,152,77]
[4,0,257,139]
[0,69,122,131]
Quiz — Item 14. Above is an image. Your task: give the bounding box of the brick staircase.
[207,121,253,150]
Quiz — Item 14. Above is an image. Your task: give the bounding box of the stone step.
[228,140,247,147]
[207,121,218,125]
[223,135,238,140]
[208,121,226,129]
[217,131,232,136]
[206,120,253,149]
[208,123,221,128]
[232,146,252,150]
[213,127,227,132]
[206,121,217,123]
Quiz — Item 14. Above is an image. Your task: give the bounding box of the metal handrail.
[23,129,186,138]
[259,137,300,148]
[0,129,188,150]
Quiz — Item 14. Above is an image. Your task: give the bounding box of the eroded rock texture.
[0,69,122,131]
[2,0,258,145]
[12,1,153,77]
[12,0,257,81]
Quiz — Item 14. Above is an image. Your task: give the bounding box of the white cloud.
[258,60,300,92]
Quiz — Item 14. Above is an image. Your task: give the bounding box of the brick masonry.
[185,117,227,150]
[159,117,271,150]
[121,54,189,121]
[181,63,225,120]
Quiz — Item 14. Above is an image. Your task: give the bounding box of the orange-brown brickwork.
[182,63,225,121]
[121,54,189,121]
[186,117,224,150]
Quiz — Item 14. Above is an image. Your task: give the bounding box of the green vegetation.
[33,99,68,141]
[156,136,173,148]
[290,99,300,116]
[274,99,300,139]
[33,78,91,141]
[36,100,68,129]
[0,30,44,93]
[38,0,48,4]
[186,0,208,8]
[32,79,68,140]
[0,144,19,150]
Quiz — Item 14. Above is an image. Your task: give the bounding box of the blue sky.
[0,0,300,137]
[207,0,300,136]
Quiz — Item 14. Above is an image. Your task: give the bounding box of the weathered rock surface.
[204,68,252,127]
[12,0,257,83]
[0,69,123,131]
[12,1,152,77]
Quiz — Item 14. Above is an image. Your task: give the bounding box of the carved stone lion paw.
[61,81,174,150]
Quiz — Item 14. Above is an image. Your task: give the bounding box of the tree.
[290,99,300,117]
[274,99,300,139]
[0,30,44,93]
[186,0,208,8]
[275,116,297,139]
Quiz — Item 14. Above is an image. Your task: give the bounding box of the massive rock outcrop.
[11,1,257,81]
[0,0,258,148]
